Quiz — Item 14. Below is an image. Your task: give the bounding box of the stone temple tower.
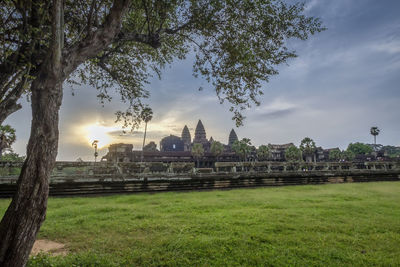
[228,129,238,146]
[181,125,191,151]
[193,120,207,144]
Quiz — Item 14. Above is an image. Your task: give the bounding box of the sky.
[5,0,400,161]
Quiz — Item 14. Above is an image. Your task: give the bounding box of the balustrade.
[0,161,399,179]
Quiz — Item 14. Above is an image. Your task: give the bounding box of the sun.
[84,123,115,149]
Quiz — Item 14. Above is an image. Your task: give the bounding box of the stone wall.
[0,161,399,197]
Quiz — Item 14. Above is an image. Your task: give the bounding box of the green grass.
[1,182,400,266]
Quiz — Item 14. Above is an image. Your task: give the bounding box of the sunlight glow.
[84,123,116,149]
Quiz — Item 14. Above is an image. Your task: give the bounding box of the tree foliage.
[342,150,355,161]
[370,126,380,137]
[1,152,25,162]
[140,106,153,123]
[328,148,342,162]
[370,126,380,145]
[210,141,223,161]
[381,145,400,158]
[257,145,270,161]
[285,145,301,162]
[232,138,252,162]
[0,124,16,157]
[0,0,325,127]
[347,142,373,156]
[299,137,316,155]
[191,143,204,167]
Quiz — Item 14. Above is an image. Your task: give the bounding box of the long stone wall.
[0,161,399,197]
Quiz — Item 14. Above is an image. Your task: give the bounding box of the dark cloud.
[253,108,297,120]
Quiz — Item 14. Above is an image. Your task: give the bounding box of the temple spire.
[193,119,207,144]
[181,125,191,143]
[228,129,238,146]
[181,125,191,151]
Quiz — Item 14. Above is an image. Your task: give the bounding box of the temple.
[157,120,235,154]
[102,120,240,166]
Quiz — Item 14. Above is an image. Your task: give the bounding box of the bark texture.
[0,72,63,266]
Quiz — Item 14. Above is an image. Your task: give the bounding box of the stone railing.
[0,161,399,180]
[0,161,399,197]
[0,161,196,181]
[214,161,400,173]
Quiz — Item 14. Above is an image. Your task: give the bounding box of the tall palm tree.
[370,126,380,145]
[300,137,316,162]
[256,145,270,161]
[92,140,99,162]
[210,141,224,162]
[191,143,205,168]
[232,138,252,162]
[140,107,153,162]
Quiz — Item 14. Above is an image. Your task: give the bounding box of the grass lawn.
[0,182,399,266]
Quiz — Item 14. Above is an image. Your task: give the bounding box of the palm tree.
[0,125,16,160]
[328,148,342,162]
[191,143,204,168]
[370,126,380,145]
[232,138,252,162]
[285,145,301,162]
[92,140,99,162]
[257,145,270,161]
[140,107,153,162]
[300,137,316,162]
[210,141,224,162]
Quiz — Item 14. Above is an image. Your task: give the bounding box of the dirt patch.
[31,239,68,256]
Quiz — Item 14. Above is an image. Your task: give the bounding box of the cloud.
[5,0,400,160]
[250,98,299,120]
[253,108,298,120]
[370,40,400,54]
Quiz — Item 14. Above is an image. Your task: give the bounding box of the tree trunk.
[0,0,129,264]
[0,0,64,264]
[0,71,63,266]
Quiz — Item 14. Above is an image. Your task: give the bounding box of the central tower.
[193,119,207,144]
[228,129,238,147]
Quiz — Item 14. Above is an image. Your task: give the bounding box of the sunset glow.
[84,123,116,149]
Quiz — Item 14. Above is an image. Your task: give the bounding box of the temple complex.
[102,119,367,165]
[102,120,240,166]
[157,120,236,153]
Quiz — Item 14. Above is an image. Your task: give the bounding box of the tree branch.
[63,0,130,80]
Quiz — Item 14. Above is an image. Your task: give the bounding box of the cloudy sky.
[5,0,400,161]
